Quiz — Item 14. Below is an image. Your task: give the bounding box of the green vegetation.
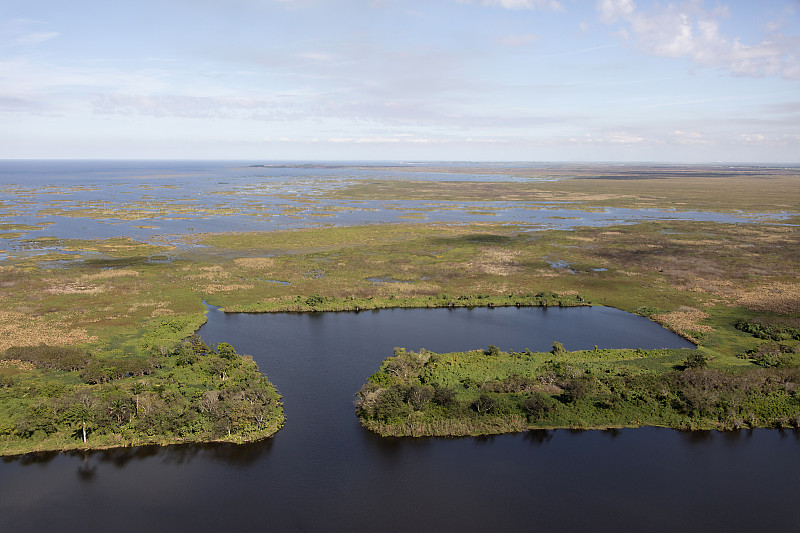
[0,337,283,456]
[355,345,800,437]
[1,166,798,449]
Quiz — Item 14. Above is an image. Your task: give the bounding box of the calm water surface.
[1,307,798,532]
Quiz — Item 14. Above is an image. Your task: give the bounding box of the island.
[356,341,800,437]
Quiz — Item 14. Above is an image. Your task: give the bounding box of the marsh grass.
[327,166,800,214]
[0,166,797,449]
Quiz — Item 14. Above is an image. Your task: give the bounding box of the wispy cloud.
[536,43,617,58]
[596,0,800,79]
[16,31,59,45]
[669,130,712,145]
[3,18,59,46]
[458,0,563,10]
[92,93,301,120]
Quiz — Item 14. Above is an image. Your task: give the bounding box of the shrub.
[305,294,325,307]
[550,342,566,356]
[561,377,592,403]
[3,345,91,372]
[472,394,496,414]
[406,384,434,410]
[683,352,708,369]
[523,392,555,420]
[485,345,501,357]
[432,385,457,407]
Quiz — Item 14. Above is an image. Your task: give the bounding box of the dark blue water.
[1,307,798,532]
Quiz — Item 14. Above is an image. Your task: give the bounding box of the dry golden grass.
[374,281,440,295]
[653,307,714,340]
[201,283,255,293]
[0,311,97,351]
[735,282,800,314]
[80,269,140,281]
[182,265,232,280]
[46,283,104,295]
[472,247,522,276]
[233,257,276,269]
[667,239,725,246]
[127,300,170,315]
[0,359,36,371]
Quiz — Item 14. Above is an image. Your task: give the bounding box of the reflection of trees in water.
[680,429,715,445]
[86,441,275,469]
[778,428,800,442]
[677,428,800,445]
[524,429,554,446]
[76,453,96,482]
[2,440,274,481]
[74,441,274,482]
[2,450,61,466]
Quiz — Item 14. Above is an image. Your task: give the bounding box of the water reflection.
[523,429,554,446]
[76,453,96,483]
[680,429,715,445]
[601,428,622,440]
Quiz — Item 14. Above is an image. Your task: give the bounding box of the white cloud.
[596,0,634,24]
[458,0,563,10]
[605,131,643,144]
[669,130,712,145]
[568,131,644,145]
[328,135,435,144]
[597,1,800,79]
[739,133,766,143]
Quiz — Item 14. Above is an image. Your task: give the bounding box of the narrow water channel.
[1,306,797,532]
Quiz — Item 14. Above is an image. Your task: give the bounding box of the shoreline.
[0,423,282,459]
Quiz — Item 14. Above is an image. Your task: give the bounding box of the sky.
[1,0,799,162]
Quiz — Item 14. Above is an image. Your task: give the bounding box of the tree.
[562,378,591,403]
[406,384,434,410]
[472,394,496,414]
[65,403,95,443]
[106,396,134,425]
[374,386,408,421]
[551,341,566,356]
[217,342,238,360]
[523,393,554,420]
[433,385,457,408]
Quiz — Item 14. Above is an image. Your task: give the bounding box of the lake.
[0,160,784,263]
[1,306,798,532]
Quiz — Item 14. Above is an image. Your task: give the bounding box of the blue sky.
[1,0,799,161]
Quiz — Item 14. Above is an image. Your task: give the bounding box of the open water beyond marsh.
[2,306,799,532]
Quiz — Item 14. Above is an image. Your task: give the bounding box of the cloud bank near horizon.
[1,0,798,161]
